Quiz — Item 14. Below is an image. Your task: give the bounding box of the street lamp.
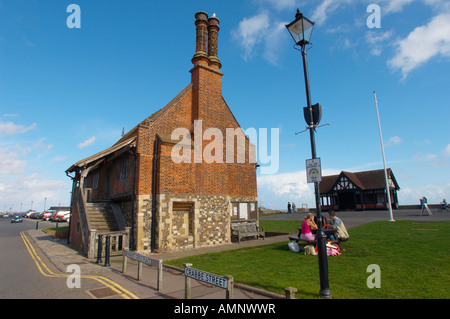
[286,9,314,47]
[286,9,332,299]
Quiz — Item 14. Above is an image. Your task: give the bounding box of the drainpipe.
[151,136,160,252]
[129,149,137,251]
[65,169,78,245]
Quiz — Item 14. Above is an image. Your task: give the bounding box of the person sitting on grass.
[300,213,318,241]
[325,211,349,243]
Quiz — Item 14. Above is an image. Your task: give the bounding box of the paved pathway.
[24,208,449,299]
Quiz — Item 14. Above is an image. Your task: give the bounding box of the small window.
[92,170,100,189]
[376,193,385,203]
[119,157,129,180]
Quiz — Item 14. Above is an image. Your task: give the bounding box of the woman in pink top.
[301,213,318,241]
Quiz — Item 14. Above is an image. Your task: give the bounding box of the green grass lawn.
[42,226,69,232]
[166,220,450,299]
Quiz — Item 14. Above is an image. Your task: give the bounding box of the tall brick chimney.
[207,13,221,69]
[192,11,209,66]
[190,12,224,127]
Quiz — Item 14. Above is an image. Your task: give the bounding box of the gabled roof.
[67,83,193,174]
[320,169,400,194]
[66,136,136,173]
[113,84,192,147]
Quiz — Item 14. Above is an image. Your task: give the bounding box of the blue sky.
[1,0,449,212]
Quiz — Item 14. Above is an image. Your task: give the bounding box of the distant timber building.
[319,169,400,211]
[65,12,258,257]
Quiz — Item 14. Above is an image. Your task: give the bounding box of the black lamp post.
[286,9,332,299]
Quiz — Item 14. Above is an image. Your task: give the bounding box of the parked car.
[3,214,9,218]
[25,210,36,218]
[30,212,42,219]
[42,210,57,221]
[61,212,70,222]
[52,211,70,222]
[11,215,23,223]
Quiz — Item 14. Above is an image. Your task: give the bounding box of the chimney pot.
[207,14,221,69]
[192,11,209,65]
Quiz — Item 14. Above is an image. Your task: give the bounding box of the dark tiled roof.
[66,136,136,172]
[67,84,193,173]
[320,169,399,194]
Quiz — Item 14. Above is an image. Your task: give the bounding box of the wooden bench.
[288,235,316,246]
[231,222,265,243]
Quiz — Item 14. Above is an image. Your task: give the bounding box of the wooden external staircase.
[85,202,119,232]
[84,201,130,259]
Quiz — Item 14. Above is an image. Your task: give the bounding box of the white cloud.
[386,135,403,146]
[0,148,27,175]
[33,137,53,151]
[232,11,270,60]
[382,0,416,14]
[0,121,37,136]
[398,183,450,205]
[257,168,341,208]
[388,13,450,79]
[232,11,288,65]
[311,0,353,25]
[380,0,450,14]
[51,155,68,162]
[414,152,438,161]
[78,136,96,149]
[366,30,394,56]
[262,21,287,64]
[0,173,71,211]
[443,144,450,157]
[256,0,296,11]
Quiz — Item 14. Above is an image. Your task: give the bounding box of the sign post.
[184,263,233,299]
[306,158,322,183]
[122,249,163,291]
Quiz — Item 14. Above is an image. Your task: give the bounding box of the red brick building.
[66,12,258,256]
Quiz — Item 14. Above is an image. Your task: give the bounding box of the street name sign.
[184,267,228,289]
[124,249,161,267]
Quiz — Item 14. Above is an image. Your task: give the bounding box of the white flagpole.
[373,91,395,222]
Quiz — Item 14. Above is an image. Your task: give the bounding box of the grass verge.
[166,220,450,299]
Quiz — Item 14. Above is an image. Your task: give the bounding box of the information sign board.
[306,158,322,183]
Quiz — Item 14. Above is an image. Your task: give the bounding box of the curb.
[162,263,285,299]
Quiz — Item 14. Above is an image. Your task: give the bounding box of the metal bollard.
[104,235,111,267]
[36,221,39,230]
[225,275,234,299]
[96,235,103,264]
[184,263,193,299]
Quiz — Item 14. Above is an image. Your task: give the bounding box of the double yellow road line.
[20,232,139,299]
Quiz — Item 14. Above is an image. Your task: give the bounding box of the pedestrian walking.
[287,202,291,214]
[420,196,427,216]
